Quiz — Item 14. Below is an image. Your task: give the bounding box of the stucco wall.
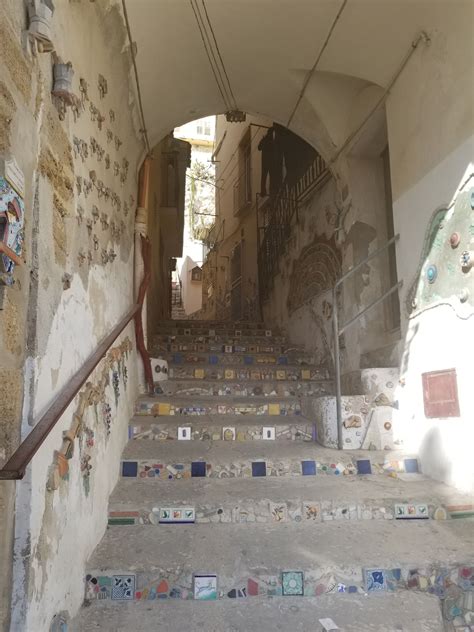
[383,4,474,492]
[0,1,145,629]
[180,256,202,315]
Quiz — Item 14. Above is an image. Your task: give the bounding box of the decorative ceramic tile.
[356,459,372,474]
[262,426,275,440]
[222,427,236,441]
[209,355,218,365]
[122,461,138,477]
[302,460,316,476]
[276,370,286,380]
[157,403,171,416]
[224,345,233,353]
[178,427,192,440]
[252,461,266,477]
[395,503,429,519]
[404,458,419,473]
[111,575,135,600]
[269,403,280,415]
[282,571,304,596]
[191,462,206,477]
[194,574,217,600]
[265,330,272,337]
[225,369,235,380]
[159,507,195,523]
[301,369,311,380]
[364,568,387,592]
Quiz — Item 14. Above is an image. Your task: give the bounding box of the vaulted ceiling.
[125,0,458,158]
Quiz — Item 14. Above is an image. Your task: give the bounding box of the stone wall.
[0,1,144,629]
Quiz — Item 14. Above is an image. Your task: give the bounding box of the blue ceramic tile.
[209,355,218,365]
[348,585,358,593]
[191,461,206,477]
[277,356,288,365]
[173,353,183,364]
[122,461,138,477]
[357,459,372,474]
[301,460,316,476]
[404,458,419,473]
[243,356,254,365]
[364,568,387,592]
[252,461,266,477]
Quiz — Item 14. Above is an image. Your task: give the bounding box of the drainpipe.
[134,156,151,299]
[134,156,154,392]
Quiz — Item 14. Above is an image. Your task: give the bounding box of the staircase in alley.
[71,320,474,632]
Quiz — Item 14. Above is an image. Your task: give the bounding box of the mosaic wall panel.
[407,187,474,319]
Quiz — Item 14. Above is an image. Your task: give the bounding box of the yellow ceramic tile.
[276,370,286,380]
[158,403,171,416]
[194,369,205,379]
[225,369,235,380]
[301,369,311,380]
[269,403,280,415]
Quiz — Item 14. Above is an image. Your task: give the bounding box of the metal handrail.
[0,304,140,480]
[332,234,401,449]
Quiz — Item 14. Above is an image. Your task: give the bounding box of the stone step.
[81,521,474,627]
[153,379,331,398]
[135,396,303,417]
[72,592,446,632]
[160,350,321,368]
[108,474,474,526]
[129,415,316,442]
[120,441,420,481]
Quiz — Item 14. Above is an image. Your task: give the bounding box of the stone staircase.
[71,320,474,632]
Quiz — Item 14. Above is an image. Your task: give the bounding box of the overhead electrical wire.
[189,0,238,113]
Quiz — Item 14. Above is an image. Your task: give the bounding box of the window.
[196,123,203,135]
[204,121,211,136]
[234,128,252,214]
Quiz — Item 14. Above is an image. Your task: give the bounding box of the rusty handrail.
[0,304,140,480]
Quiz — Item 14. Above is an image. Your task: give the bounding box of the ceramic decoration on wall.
[151,358,168,382]
[0,157,25,277]
[193,574,217,600]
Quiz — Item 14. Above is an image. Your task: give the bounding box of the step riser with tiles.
[152,342,303,355]
[107,500,451,526]
[162,352,321,368]
[154,380,330,398]
[166,366,328,380]
[135,399,303,416]
[129,420,315,442]
[84,563,474,604]
[120,456,419,481]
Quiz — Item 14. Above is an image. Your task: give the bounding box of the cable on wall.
[286,0,348,128]
[328,30,431,165]
[121,0,151,155]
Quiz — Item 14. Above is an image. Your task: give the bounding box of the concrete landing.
[70,592,444,631]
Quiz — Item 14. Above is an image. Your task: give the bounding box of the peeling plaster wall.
[0,1,144,630]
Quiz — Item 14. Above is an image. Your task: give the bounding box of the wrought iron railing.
[257,155,330,302]
[332,234,402,449]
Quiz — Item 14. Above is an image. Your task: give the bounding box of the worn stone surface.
[71,592,445,632]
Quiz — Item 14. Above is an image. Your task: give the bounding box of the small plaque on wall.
[422,368,460,418]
